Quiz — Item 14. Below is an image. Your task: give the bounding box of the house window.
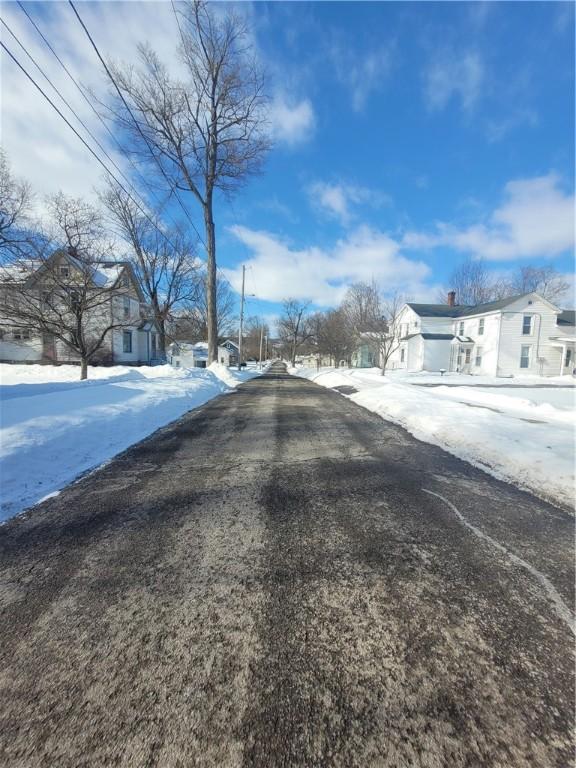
[522,315,533,335]
[123,330,132,353]
[520,345,531,369]
[151,333,157,355]
[68,289,80,310]
[123,296,131,319]
[12,328,30,341]
[400,348,405,363]
[475,347,483,367]
[565,349,573,368]
[478,318,484,335]
[457,346,464,368]
[59,265,69,278]
[465,348,471,364]
[458,321,464,335]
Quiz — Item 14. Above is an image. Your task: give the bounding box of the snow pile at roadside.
[0,363,258,522]
[294,367,575,510]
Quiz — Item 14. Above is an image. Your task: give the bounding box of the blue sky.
[1,1,574,323]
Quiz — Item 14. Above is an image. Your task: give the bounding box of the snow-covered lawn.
[293,366,575,510]
[0,363,258,522]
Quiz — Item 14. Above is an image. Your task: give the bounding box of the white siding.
[450,313,500,376]
[111,327,140,364]
[423,340,452,371]
[419,316,453,334]
[495,296,563,376]
[0,335,42,362]
[406,335,423,370]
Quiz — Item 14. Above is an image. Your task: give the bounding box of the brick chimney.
[447,290,456,307]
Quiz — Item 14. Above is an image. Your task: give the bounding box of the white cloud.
[1,2,191,208]
[223,224,433,306]
[425,51,484,113]
[329,40,395,112]
[485,109,538,143]
[309,183,350,223]
[1,0,305,216]
[328,39,395,112]
[307,181,390,225]
[269,95,315,146]
[403,174,575,261]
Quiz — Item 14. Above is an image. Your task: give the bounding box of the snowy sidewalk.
[0,363,258,521]
[293,367,575,510]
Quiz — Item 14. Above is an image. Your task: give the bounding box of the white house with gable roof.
[168,340,238,368]
[387,292,575,377]
[0,249,162,366]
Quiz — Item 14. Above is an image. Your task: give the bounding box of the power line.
[68,0,207,251]
[0,38,182,254]
[16,0,172,208]
[1,16,145,206]
[20,0,237,299]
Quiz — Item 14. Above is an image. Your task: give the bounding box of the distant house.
[220,339,239,367]
[0,250,162,366]
[168,340,236,368]
[298,353,334,367]
[351,343,378,369]
[387,292,575,376]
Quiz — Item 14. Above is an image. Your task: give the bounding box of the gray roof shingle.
[558,310,575,327]
[407,294,538,319]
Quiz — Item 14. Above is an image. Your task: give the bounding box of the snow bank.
[294,367,575,510]
[0,363,258,522]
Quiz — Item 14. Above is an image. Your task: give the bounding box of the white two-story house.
[0,249,162,366]
[388,292,575,377]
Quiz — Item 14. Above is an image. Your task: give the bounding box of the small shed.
[168,341,233,368]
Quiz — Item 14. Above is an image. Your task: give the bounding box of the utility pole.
[258,324,264,370]
[237,264,246,371]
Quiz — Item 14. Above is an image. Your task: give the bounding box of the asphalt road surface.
[1,362,574,768]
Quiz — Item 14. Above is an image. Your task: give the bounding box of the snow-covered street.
[1,362,573,767]
[292,367,575,510]
[0,363,258,521]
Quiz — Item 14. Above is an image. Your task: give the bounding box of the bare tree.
[441,259,572,306]
[508,265,570,303]
[315,308,355,366]
[342,281,403,375]
[243,315,269,360]
[104,0,270,365]
[439,258,495,306]
[0,194,139,380]
[176,273,236,342]
[278,299,312,367]
[0,149,34,259]
[371,292,405,375]
[100,180,199,355]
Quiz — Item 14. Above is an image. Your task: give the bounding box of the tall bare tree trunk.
[158,325,166,356]
[80,357,88,380]
[204,198,218,365]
